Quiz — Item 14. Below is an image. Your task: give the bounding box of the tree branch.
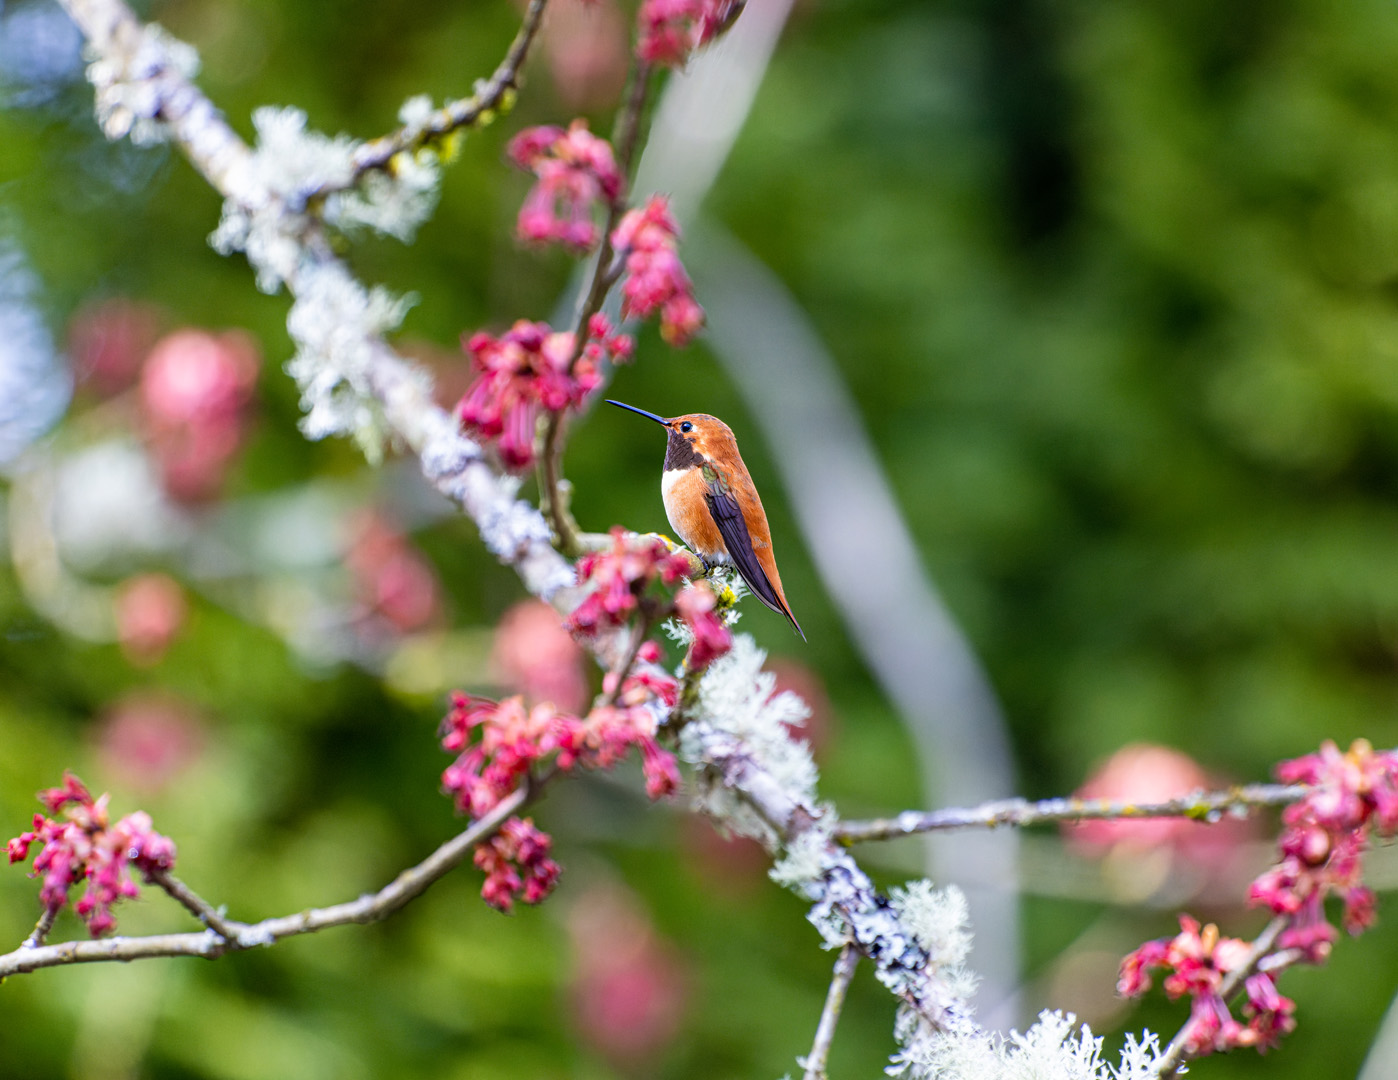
[0,783,536,979]
[834,784,1306,844]
[312,0,550,198]
[800,941,859,1080]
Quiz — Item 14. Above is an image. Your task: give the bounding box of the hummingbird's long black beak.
[605,400,670,426]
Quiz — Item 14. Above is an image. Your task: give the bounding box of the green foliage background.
[4,0,1398,1076]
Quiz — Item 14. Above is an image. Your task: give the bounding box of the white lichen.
[211,107,357,292]
[284,262,415,454]
[326,151,440,242]
[396,94,436,135]
[769,827,831,892]
[85,23,198,145]
[682,634,817,805]
[888,1010,1165,1080]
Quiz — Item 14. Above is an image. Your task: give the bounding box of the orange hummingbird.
[607,400,804,640]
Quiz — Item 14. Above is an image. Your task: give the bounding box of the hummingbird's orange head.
[605,401,738,469]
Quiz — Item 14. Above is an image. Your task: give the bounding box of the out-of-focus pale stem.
[835,784,1306,843]
[800,941,859,1080]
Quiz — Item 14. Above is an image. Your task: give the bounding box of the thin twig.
[0,783,538,979]
[834,784,1306,844]
[601,615,655,708]
[801,941,859,1080]
[149,870,244,941]
[312,0,551,198]
[21,907,58,950]
[539,61,656,555]
[1153,915,1291,1080]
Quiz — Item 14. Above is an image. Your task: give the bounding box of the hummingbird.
[607,400,804,640]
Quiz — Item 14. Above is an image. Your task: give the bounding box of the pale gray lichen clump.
[890,1009,1166,1080]
[85,23,199,145]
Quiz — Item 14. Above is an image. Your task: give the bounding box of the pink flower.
[443,683,681,908]
[567,883,688,1064]
[474,817,560,912]
[138,328,261,502]
[674,582,731,670]
[507,120,623,251]
[457,319,609,469]
[344,511,444,635]
[1064,744,1255,871]
[1119,915,1295,1057]
[492,600,590,713]
[95,692,205,795]
[114,573,188,666]
[1248,739,1398,947]
[540,0,629,110]
[7,773,176,937]
[611,196,705,346]
[68,297,163,397]
[636,0,742,67]
[567,527,695,637]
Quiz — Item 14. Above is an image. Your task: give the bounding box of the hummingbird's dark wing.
[703,483,787,619]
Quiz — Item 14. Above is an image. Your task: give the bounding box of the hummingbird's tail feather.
[705,489,804,639]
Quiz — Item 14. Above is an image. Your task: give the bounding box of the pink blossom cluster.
[567,530,731,671]
[440,681,680,909]
[1119,916,1295,1054]
[474,817,560,913]
[1248,739,1398,958]
[457,318,628,469]
[507,120,623,251]
[567,528,695,637]
[140,329,261,502]
[344,510,444,635]
[611,196,705,346]
[7,773,176,937]
[1118,739,1398,1061]
[636,0,743,67]
[674,582,732,670]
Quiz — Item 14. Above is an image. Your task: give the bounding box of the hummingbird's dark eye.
[680,421,693,433]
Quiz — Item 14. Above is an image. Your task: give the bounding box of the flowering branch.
[801,941,860,1080]
[313,0,551,197]
[539,63,656,556]
[36,2,1398,1077]
[1152,915,1290,1080]
[834,783,1307,844]
[1,781,535,979]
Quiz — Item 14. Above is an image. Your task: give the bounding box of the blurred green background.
[4,0,1398,1076]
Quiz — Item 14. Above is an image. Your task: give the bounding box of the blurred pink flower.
[67,297,163,397]
[1064,744,1255,869]
[683,816,769,897]
[507,120,623,252]
[492,599,589,713]
[568,882,688,1067]
[538,0,629,110]
[113,572,187,665]
[138,328,260,502]
[95,692,206,796]
[344,511,445,635]
[611,196,704,346]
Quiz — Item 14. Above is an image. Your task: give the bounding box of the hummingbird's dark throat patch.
[664,430,705,470]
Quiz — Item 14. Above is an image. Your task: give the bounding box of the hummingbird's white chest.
[660,467,728,561]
